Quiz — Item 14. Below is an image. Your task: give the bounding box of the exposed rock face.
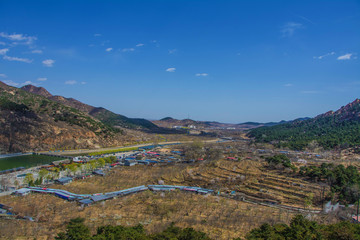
[21,85,53,98]
[315,98,360,122]
[21,84,159,130]
[1,82,130,153]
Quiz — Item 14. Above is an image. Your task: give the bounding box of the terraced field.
[162,159,326,209]
[0,155,330,239]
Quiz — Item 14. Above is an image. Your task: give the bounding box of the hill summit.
[248,98,360,150]
[0,82,159,153]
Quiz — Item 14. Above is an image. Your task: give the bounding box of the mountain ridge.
[248,98,360,150]
[20,84,159,131]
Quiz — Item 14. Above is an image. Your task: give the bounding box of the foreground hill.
[21,85,159,131]
[248,99,360,150]
[0,82,143,152]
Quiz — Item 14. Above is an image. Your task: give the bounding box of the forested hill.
[248,99,360,150]
[21,84,159,131]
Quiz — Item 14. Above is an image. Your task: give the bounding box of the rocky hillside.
[0,82,140,153]
[21,85,159,131]
[248,99,360,150]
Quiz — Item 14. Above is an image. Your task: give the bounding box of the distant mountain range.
[152,117,308,130]
[1,80,358,152]
[248,99,360,150]
[0,82,158,153]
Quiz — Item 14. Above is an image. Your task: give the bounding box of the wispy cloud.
[296,15,315,25]
[284,83,293,87]
[281,22,304,37]
[94,33,101,37]
[31,49,43,54]
[37,77,47,81]
[65,80,77,85]
[0,42,5,45]
[3,55,33,63]
[105,47,113,52]
[22,81,37,86]
[337,53,354,60]
[0,74,6,78]
[313,52,335,60]
[166,67,176,72]
[151,40,160,47]
[122,48,135,52]
[3,80,19,87]
[195,73,208,77]
[42,59,55,67]
[136,43,144,47]
[0,32,37,45]
[100,40,110,46]
[81,81,86,85]
[0,48,9,55]
[168,49,177,54]
[2,80,36,87]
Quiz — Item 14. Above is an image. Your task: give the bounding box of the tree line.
[55,215,360,240]
[299,163,360,203]
[248,116,360,150]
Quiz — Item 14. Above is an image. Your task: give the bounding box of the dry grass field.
[0,189,297,240]
[0,157,334,239]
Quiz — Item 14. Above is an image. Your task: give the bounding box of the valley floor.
[0,159,341,240]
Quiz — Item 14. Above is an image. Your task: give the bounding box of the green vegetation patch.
[56,218,210,240]
[249,117,360,150]
[0,154,66,171]
[299,163,360,203]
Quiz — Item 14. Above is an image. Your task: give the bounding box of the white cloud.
[105,48,113,52]
[0,74,6,78]
[284,83,293,87]
[42,59,55,67]
[195,73,208,77]
[3,55,33,63]
[0,32,37,45]
[21,81,37,86]
[81,81,86,85]
[122,48,135,52]
[31,49,43,54]
[136,43,144,47]
[281,22,304,37]
[65,80,77,85]
[337,53,353,60]
[313,52,335,60]
[94,33,101,37]
[168,49,177,54]
[3,80,19,87]
[166,67,176,72]
[37,77,47,81]
[0,48,9,55]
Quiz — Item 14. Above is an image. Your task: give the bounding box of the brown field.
[0,156,336,239]
[0,190,298,240]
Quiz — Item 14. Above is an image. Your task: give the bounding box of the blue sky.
[0,0,359,123]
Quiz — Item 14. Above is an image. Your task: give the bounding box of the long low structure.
[13,185,214,205]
